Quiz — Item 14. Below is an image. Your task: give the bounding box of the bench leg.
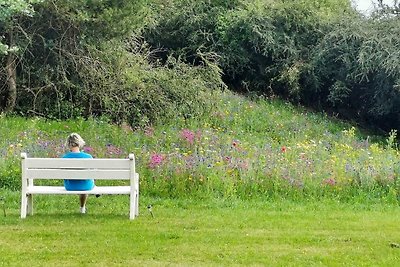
[27,194,33,216]
[129,173,140,220]
[130,192,136,220]
[20,193,27,219]
[135,174,139,217]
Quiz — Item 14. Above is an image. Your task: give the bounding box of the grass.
[0,190,399,266]
[1,91,400,265]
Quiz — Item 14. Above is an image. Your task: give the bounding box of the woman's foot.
[80,206,86,214]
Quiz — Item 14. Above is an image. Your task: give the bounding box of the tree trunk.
[5,30,17,112]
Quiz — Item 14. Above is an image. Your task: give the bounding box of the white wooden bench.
[20,152,139,220]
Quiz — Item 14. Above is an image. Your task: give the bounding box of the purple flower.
[106,144,123,156]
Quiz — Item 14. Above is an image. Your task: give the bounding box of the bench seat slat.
[26,169,131,179]
[26,186,131,195]
[25,158,130,169]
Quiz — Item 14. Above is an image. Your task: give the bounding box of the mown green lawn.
[0,191,399,266]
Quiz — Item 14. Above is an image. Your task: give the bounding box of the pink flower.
[106,144,122,156]
[322,178,336,186]
[149,153,164,168]
[281,146,286,153]
[180,129,195,144]
[144,127,154,137]
[238,160,249,170]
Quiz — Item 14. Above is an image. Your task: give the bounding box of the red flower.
[281,146,286,153]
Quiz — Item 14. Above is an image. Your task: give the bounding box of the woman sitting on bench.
[63,133,94,214]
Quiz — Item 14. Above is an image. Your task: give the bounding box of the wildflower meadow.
[1,91,399,203]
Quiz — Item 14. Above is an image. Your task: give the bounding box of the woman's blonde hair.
[66,133,85,148]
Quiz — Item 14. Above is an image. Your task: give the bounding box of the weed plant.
[0,91,399,203]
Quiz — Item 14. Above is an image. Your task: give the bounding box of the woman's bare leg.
[79,194,88,213]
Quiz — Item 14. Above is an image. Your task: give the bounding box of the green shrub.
[74,41,224,126]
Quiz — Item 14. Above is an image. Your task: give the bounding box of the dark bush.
[308,17,400,131]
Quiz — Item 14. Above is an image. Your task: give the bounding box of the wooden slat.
[25,158,131,169]
[26,186,131,194]
[25,169,131,180]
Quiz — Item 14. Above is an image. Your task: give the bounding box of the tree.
[376,0,400,15]
[0,0,42,112]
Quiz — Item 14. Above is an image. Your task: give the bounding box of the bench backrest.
[21,153,135,180]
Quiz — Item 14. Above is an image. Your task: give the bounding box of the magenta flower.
[224,156,231,162]
[149,153,164,168]
[84,146,94,153]
[180,129,195,144]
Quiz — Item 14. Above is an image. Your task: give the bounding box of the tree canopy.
[1,0,400,132]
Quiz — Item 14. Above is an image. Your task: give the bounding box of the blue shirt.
[62,152,95,191]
